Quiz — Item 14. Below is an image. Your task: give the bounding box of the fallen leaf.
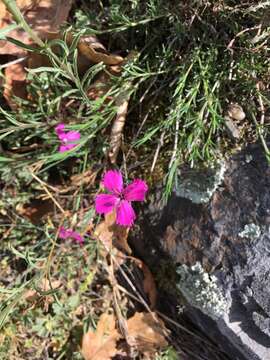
[108,95,129,164]
[95,211,131,254]
[45,31,117,74]
[0,0,73,55]
[78,35,123,66]
[82,313,121,360]
[126,312,168,357]
[131,258,157,309]
[107,53,138,163]
[81,311,169,360]
[27,51,51,69]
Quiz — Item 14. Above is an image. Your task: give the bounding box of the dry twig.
[151,131,166,173]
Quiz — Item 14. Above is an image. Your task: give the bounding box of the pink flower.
[58,226,84,245]
[95,170,148,227]
[55,123,81,152]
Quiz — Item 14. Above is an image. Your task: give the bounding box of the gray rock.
[138,144,270,360]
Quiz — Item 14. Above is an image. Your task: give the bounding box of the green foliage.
[156,346,179,360]
[78,0,270,192]
[1,0,270,191]
[0,217,98,359]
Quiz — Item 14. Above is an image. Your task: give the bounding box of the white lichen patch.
[245,154,253,163]
[239,223,261,241]
[176,262,228,319]
[175,160,226,204]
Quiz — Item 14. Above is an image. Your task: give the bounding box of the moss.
[176,262,228,319]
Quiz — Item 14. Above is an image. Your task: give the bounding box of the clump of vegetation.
[1,1,270,192]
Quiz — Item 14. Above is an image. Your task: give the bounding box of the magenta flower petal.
[95,194,119,214]
[57,133,67,141]
[55,123,65,135]
[58,130,80,142]
[123,179,148,202]
[71,231,84,244]
[116,200,136,227]
[58,227,84,244]
[102,170,123,194]
[64,130,81,142]
[59,143,76,152]
[59,144,68,152]
[58,226,73,239]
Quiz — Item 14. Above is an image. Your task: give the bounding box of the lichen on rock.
[176,262,228,319]
[174,160,226,204]
[238,223,261,241]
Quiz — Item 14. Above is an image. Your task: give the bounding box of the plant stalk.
[2,0,78,84]
[2,0,45,48]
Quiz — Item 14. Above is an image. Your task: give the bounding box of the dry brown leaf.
[107,53,138,163]
[48,32,122,73]
[81,311,169,359]
[0,0,73,56]
[78,35,123,66]
[131,258,157,309]
[126,312,168,357]
[95,211,131,254]
[108,95,129,164]
[39,32,123,73]
[3,60,28,109]
[28,51,51,69]
[82,313,121,360]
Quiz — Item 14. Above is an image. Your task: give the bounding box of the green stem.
[2,0,78,83]
[2,0,45,48]
[251,112,270,163]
